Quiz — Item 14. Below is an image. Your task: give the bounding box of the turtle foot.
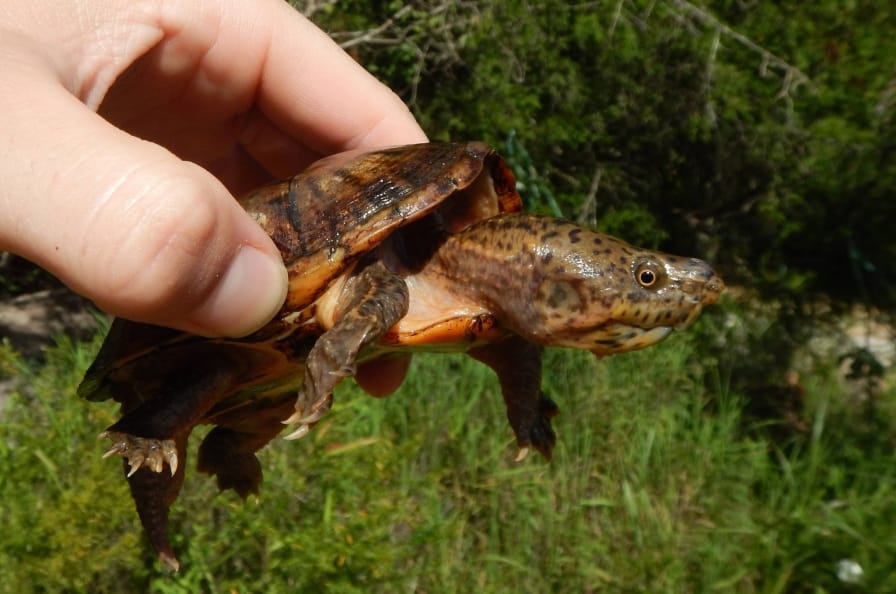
[197,427,271,498]
[282,392,334,440]
[159,551,181,573]
[514,393,559,461]
[281,261,408,442]
[101,431,178,477]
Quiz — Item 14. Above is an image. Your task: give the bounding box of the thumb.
[0,64,287,337]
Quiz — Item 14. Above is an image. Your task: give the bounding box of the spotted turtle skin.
[78,142,723,570]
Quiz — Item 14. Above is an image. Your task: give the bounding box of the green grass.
[1,321,894,593]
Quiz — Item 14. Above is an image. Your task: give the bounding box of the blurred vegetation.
[3,0,896,592]
[2,325,895,592]
[0,253,62,299]
[301,0,896,390]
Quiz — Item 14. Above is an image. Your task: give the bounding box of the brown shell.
[243,141,520,312]
[79,142,521,401]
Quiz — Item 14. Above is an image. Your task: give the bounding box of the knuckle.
[90,169,233,322]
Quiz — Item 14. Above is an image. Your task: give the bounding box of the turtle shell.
[79,141,521,402]
[245,141,521,312]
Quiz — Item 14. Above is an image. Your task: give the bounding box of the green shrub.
[1,319,894,592]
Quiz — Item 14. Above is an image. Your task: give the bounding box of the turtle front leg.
[283,261,410,439]
[468,336,559,460]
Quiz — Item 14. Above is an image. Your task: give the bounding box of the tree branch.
[663,0,811,99]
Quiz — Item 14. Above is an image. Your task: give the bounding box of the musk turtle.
[78,142,723,570]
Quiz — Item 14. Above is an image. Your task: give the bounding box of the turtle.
[78,141,724,570]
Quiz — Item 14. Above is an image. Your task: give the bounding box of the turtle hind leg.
[124,434,188,572]
[283,261,409,439]
[197,395,295,497]
[468,336,558,460]
[100,364,239,570]
[102,364,239,476]
[197,428,265,498]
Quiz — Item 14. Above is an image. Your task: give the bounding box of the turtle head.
[577,251,724,355]
[522,219,724,356]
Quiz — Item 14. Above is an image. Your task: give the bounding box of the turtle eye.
[635,264,660,288]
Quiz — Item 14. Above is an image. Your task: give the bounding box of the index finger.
[256,3,427,153]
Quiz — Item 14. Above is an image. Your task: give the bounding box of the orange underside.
[381,313,507,350]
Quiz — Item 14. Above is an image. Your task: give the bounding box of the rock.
[0,287,98,357]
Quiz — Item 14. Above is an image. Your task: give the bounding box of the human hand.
[0,0,426,335]
[0,0,424,394]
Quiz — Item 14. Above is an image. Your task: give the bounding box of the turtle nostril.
[701,276,725,304]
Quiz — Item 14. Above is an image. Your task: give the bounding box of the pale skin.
[0,0,423,395]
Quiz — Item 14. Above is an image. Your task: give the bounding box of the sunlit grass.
[1,324,894,593]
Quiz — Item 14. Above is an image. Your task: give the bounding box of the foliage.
[0,254,60,299]
[0,336,149,592]
[297,0,896,386]
[2,321,895,593]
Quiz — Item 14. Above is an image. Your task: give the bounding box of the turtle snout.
[703,274,725,304]
[675,259,724,304]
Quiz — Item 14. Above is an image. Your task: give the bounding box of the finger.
[355,355,412,398]
[92,1,426,184]
[231,107,324,180]
[205,141,279,197]
[0,62,287,337]
[247,2,428,153]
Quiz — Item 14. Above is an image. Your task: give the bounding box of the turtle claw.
[101,436,125,459]
[159,552,181,573]
[281,410,303,426]
[126,454,145,477]
[515,447,530,462]
[280,408,320,429]
[282,424,310,441]
[100,431,178,476]
[282,392,334,440]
